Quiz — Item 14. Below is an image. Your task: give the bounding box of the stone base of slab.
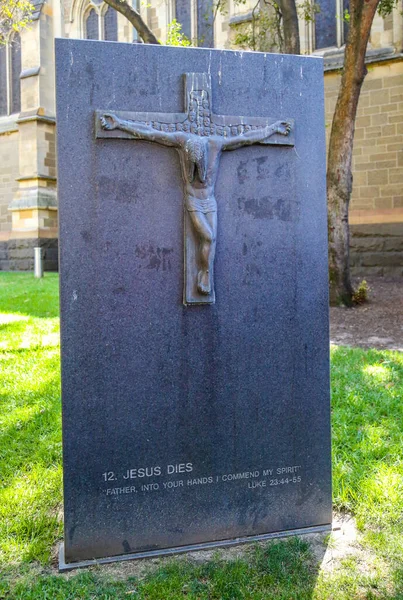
[0,238,58,271]
[350,223,403,277]
[58,523,332,572]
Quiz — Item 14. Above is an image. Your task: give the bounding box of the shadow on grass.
[0,344,62,567]
[0,272,59,319]
[392,564,403,598]
[331,345,403,598]
[1,271,401,598]
[0,536,327,599]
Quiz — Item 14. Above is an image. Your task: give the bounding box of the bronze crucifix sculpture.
[95,73,294,305]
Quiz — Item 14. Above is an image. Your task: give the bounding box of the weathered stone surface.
[350,223,403,277]
[0,237,58,271]
[11,248,35,259]
[350,237,384,252]
[383,237,403,252]
[56,40,331,566]
[0,240,10,271]
[352,266,385,277]
[0,245,7,261]
[349,254,360,267]
[361,251,403,267]
[351,223,403,237]
[9,259,31,271]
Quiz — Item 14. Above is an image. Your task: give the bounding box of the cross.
[95,73,295,305]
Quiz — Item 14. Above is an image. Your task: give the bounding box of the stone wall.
[324,58,403,276]
[350,223,403,277]
[147,6,162,40]
[0,237,58,271]
[0,128,19,234]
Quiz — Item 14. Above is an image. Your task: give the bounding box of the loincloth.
[186,195,217,214]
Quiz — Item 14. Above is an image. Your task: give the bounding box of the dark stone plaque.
[56,40,331,569]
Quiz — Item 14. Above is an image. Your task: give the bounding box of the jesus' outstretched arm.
[221,120,291,150]
[100,113,181,148]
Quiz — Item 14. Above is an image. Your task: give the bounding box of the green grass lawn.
[1,272,403,599]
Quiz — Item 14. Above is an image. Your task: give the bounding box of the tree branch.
[103,0,160,44]
[251,0,260,50]
[277,0,300,54]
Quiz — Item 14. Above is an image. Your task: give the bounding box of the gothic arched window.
[11,33,22,114]
[0,32,21,117]
[175,0,192,39]
[84,2,118,41]
[85,8,100,39]
[104,6,118,41]
[0,44,7,116]
[315,0,337,48]
[314,0,349,50]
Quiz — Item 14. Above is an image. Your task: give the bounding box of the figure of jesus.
[100,93,291,296]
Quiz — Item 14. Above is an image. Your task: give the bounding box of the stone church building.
[0,0,402,274]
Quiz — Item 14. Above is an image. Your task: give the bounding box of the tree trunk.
[278,0,300,54]
[103,0,160,44]
[327,0,379,306]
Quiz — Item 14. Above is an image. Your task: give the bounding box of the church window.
[85,8,100,39]
[104,6,118,41]
[84,3,118,41]
[175,0,192,39]
[11,34,22,114]
[0,33,21,117]
[0,45,7,117]
[175,0,214,46]
[314,0,349,50]
[315,0,337,48]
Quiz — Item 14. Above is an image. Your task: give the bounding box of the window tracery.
[310,0,350,51]
[0,32,21,118]
[83,2,118,41]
